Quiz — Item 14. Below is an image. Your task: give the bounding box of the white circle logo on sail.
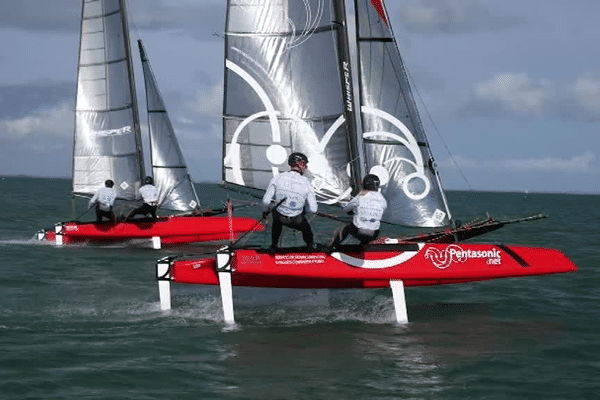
[266,145,287,165]
[223,56,352,205]
[362,107,432,200]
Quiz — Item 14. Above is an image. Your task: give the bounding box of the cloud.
[0,0,224,39]
[0,83,73,118]
[130,1,224,37]
[397,0,524,34]
[469,73,555,117]
[462,72,600,120]
[437,154,476,170]
[572,74,600,118]
[0,102,73,140]
[500,152,596,173]
[441,152,596,174]
[0,1,79,32]
[188,81,223,118]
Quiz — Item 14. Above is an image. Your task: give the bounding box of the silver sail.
[72,0,144,200]
[222,0,355,204]
[353,0,452,227]
[138,40,200,211]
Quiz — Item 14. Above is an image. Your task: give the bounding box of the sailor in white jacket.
[127,176,159,221]
[329,174,387,249]
[89,179,117,222]
[262,152,318,250]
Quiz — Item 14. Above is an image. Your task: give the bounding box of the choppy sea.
[1,176,598,399]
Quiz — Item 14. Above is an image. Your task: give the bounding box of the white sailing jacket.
[344,190,388,231]
[139,184,159,206]
[262,171,318,217]
[89,187,117,211]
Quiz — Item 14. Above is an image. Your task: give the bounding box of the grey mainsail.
[354,0,451,227]
[72,0,144,201]
[222,0,356,204]
[221,0,452,227]
[138,40,200,211]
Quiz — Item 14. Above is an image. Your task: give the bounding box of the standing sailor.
[89,179,117,223]
[127,176,159,221]
[328,174,387,249]
[262,152,318,251]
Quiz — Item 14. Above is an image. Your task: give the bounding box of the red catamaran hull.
[165,242,577,288]
[38,215,262,245]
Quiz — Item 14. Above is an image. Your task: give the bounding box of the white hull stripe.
[331,243,424,269]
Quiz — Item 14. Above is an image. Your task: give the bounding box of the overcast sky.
[1,0,598,194]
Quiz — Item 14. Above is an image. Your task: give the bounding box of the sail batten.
[82,9,121,20]
[357,37,393,42]
[77,104,134,113]
[227,27,337,37]
[80,57,128,67]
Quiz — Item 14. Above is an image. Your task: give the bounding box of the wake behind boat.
[36,0,262,248]
[153,0,577,323]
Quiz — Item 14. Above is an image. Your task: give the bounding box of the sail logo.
[361,107,437,205]
[93,126,132,137]
[342,61,353,112]
[425,245,502,269]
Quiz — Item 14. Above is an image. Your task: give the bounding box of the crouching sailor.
[328,174,387,250]
[89,179,117,223]
[127,176,159,221]
[262,152,318,251]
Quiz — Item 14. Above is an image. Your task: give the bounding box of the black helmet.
[144,176,154,185]
[362,174,380,191]
[105,179,114,188]
[288,152,308,167]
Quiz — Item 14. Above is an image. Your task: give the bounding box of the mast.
[121,0,145,181]
[331,0,363,195]
[71,0,86,214]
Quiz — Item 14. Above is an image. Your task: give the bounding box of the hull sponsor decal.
[274,253,327,266]
[425,244,502,269]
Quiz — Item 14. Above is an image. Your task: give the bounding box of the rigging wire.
[404,69,474,193]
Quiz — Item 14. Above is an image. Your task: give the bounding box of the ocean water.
[1,176,598,399]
